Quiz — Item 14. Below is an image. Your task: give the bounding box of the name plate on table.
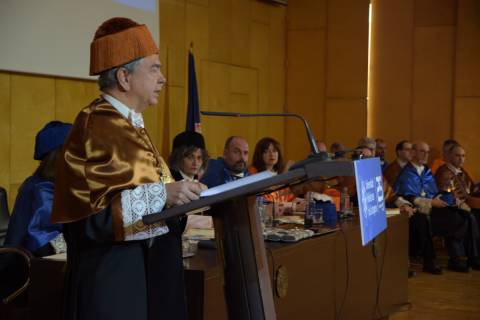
[354,157,387,246]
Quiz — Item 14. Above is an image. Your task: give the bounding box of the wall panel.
[55,78,98,122]
[161,0,187,87]
[326,0,369,98]
[454,98,480,181]
[453,0,480,180]
[208,0,232,64]
[287,0,327,30]
[411,26,454,157]
[325,98,367,149]
[415,0,456,27]
[0,73,11,204]
[455,0,480,97]
[286,29,326,159]
[1,0,288,210]
[368,0,415,158]
[186,1,210,93]
[232,0,251,67]
[268,6,286,147]
[250,0,271,25]
[10,75,55,184]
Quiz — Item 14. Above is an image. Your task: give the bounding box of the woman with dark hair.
[249,137,296,206]
[251,137,286,174]
[5,121,72,257]
[169,131,211,229]
[169,131,209,182]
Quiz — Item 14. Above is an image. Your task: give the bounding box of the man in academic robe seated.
[5,121,71,257]
[430,139,459,174]
[384,140,413,186]
[394,141,469,273]
[375,138,389,172]
[51,18,206,320]
[201,136,250,188]
[434,144,480,270]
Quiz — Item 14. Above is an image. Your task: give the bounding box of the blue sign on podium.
[354,157,387,246]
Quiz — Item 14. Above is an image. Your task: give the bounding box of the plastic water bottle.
[256,196,273,230]
[256,196,266,229]
[304,192,315,228]
[340,187,351,215]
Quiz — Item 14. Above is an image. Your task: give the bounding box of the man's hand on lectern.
[165,181,208,206]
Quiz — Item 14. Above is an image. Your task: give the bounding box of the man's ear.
[116,68,131,91]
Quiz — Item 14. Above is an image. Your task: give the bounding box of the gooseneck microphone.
[200,111,330,169]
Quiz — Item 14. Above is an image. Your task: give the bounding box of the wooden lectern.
[143,160,355,320]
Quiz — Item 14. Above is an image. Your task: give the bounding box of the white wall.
[0,0,159,79]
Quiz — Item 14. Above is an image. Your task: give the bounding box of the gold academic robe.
[51,97,174,239]
[51,97,186,320]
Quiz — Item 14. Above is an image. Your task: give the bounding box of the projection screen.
[0,0,159,79]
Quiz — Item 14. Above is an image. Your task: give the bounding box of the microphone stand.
[200,111,330,170]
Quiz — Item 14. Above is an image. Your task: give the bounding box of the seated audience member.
[446,145,480,209]
[375,138,388,172]
[354,144,374,159]
[5,121,72,257]
[384,140,412,186]
[430,139,459,174]
[336,145,418,277]
[249,137,286,175]
[201,136,250,188]
[336,145,413,214]
[169,131,209,181]
[358,137,376,155]
[169,131,212,230]
[330,142,346,159]
[315,139,327,152]
[248,137,297,213]
[434,144,480,270]
[394,141,464,273]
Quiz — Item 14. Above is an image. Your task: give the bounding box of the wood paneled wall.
[455,0,480,181]
[0,0,286,210]
[3,0,480,210]
[286,0,370,160]
[159,0,286,158]
[0,74,100,210]
[369,0,480,180]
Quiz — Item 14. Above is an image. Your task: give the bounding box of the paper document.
[386,208,400,216]
[200,171,274,197]
[43,253,67,261]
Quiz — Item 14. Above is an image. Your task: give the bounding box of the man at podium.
[51,17,206,320]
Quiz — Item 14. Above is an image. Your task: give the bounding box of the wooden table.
[26,214,408,320]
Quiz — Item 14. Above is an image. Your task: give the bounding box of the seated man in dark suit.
[201,136,250,188]
[384,140,412,186]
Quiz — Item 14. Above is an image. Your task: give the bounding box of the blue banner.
[354,157,387,246]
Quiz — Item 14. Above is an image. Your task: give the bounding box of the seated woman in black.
[169,131,210,230]
[169,131,209,182]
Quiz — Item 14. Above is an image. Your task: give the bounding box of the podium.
[143,160,355,320]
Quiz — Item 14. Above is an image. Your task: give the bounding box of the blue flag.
[186,50,202,133]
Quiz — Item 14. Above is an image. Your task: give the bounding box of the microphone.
[200,111,330,169]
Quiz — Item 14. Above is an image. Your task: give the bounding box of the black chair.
[0,187,10,247]
[0,247,32,305]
